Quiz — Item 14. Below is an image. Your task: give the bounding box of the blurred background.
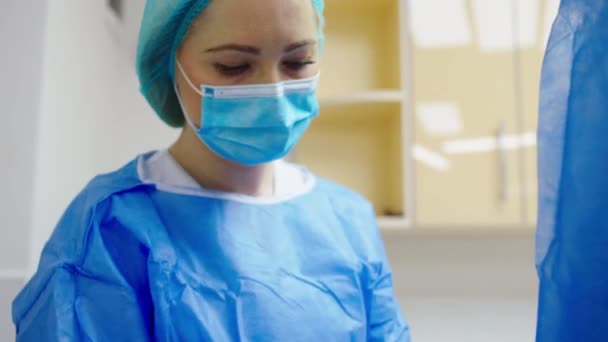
[1,0,559,340]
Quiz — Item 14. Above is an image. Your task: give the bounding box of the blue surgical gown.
[537,1,608,341]
[12,153,410,341]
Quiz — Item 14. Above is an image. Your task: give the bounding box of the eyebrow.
[205,40,316,54]
[283,40,316,53]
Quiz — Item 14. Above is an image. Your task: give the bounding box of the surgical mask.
[174,61,320,166]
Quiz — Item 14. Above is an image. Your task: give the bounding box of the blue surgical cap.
[136,0,325,128]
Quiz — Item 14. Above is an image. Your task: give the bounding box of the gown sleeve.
[12,196,154,341]
[364,206,411,342]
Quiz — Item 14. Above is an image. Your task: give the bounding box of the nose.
[256,64,283,84]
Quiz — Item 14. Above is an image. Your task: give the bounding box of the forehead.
[188,0,318,45]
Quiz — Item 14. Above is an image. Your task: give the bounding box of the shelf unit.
[295,0,412,228]
[295,0,549,231]
[319,90,404,107]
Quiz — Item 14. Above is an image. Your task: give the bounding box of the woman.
[13,0,410,340]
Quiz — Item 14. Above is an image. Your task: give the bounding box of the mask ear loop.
[176,60,204,96]
[173,80,201,133]
[173,59,205,134]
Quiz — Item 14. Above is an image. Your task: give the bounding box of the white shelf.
[379,226,535,238]
[319,90,405,107]
[377,216,411,230]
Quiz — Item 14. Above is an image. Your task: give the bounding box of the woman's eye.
[283,60,315,71]
[214,64,249,76]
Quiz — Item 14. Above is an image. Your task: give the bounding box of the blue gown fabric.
[12,153,410,341]
[537,1,608,341]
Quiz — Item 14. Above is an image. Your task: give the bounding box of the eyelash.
[214,64,249,76]
[214,60,316,77]
[284,60,315,70]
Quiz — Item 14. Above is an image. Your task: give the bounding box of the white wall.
[2,1,178,337]
[0,1,47,340]
[30,1,178,272]
[386,230,538,342]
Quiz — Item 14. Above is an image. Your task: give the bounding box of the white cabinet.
[296,0,555,229]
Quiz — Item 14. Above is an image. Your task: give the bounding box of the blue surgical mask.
[174,61,320,166]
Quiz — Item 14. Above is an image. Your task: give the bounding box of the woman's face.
[176,0,320,126]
